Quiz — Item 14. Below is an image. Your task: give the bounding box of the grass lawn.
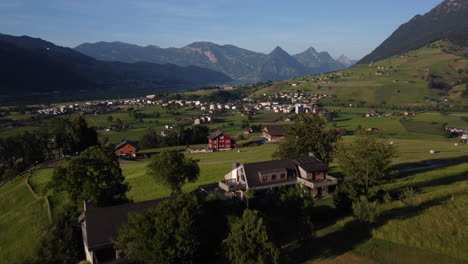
[0,173,50,264]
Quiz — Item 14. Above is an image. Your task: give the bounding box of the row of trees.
[0,115,98,181]
[139,125,210,149]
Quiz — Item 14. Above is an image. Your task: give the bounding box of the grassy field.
[252,41,468,107]
[0,172,50,264]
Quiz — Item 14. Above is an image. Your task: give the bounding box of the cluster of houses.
[361,110,415,118]
[446,127,468,143]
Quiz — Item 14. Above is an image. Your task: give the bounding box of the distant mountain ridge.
[75,41,352,83]
[359,0,468,63]
[0,33,232,97]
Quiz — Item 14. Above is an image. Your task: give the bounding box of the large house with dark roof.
[262,124,291,142]
[218,156,338,199]
[79,199,167,264]
[114,140,138,158]
[208,130,235,150]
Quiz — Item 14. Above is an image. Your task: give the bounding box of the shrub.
[352,196,378,224]
[399,187,419,206]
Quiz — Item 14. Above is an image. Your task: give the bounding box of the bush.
[399,187,419,206]
[352,196,378,224]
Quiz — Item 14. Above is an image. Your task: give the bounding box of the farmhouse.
[219,156,338,199]
[262,124,291,142]
[114,140,138,157]
[79,198,168,264]
[208,130,235,150]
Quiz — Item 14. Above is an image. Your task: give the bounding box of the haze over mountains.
[359,0,468,64]
[75,41,354,83]
[0,34,231,98]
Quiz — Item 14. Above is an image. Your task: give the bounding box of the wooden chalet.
[208,130,235,150]
[262,124,291,142]
[114,140,138,157]
[219,156,338,199]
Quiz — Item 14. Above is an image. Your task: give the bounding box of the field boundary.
[25,169,53,223]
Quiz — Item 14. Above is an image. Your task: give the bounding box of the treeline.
[139,125,210,149]
[0,115,98,181]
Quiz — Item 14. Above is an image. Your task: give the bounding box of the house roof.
[207,130,224,140]
[264,125,291,137]
[114,139,139,150]
[242,156,327,189]
[79,198,168,251]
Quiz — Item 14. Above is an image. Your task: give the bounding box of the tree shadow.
[283,193,451,263]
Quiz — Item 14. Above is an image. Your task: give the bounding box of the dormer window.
[272,174,278,180]
[262,175,269,182]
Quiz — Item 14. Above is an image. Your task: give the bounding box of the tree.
[223,209,279,264]
[336,130,397,196]
[273,114,341,165]
[29,207,84,264]
[139,127,159,149]
[147,150,199,196]
[68,115,99,154]
[51,146,130,207]
[113,194,201,264]
[107,115,114,122]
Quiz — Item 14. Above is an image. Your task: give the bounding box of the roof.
[264,124,291,137]
[242,156,328,188]
[293,156,329,172]
[80,198,168,251]
[207,130,224,140]
[115,140,138,151]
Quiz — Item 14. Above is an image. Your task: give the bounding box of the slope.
[359,0,468,64]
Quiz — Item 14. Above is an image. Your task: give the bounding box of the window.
[272,174,278,180]
[262,175,269,182]
[220,136,224,139]
[225,140,230,143]
[120,151,123,154]
[280,173,286,179]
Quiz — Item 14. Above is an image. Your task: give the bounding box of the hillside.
[75,41,348,83]
[0,34,232,99]
[359,0,468,64]
[251,41,468,107]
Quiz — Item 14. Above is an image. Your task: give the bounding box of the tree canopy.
[223,209,279,264]
[273,114,341,164]
[336,130,397,196]
[147,150,200,196]
[51,146,130,207]
[113,194,201,264]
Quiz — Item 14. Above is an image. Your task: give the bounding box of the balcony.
[218,179,246,192]
[297,175,338,189]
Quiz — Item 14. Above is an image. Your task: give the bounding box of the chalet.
[208,130,235,150]
[218,156,338,199]
[79,199,168,264]
[114,140,138,158]
[262,124,291,142]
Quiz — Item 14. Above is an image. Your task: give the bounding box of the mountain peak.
[270,46,289,56]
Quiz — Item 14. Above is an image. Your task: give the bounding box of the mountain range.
[75,41,354,83]
[359,0,468,64]
[0,34,231,98]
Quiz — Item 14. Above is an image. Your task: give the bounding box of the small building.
[114,140,138,157]
[262,124,291,142]
[79,199,168,264]
[208,130,235,151]
[218,156,338,199]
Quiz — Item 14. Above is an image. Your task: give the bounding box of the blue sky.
[0,0,443,59]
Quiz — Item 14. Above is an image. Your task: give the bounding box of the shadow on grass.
[284,194,451,263]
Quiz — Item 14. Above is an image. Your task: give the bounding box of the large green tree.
[51,146,130,207]
[147,150,199,196]
[67,115,99,154]
[113,194,201,264]
[273,114,341,164]
[336,130,397,196]
[223,209,279,264]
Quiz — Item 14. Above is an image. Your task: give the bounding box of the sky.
[0,0,444,59]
